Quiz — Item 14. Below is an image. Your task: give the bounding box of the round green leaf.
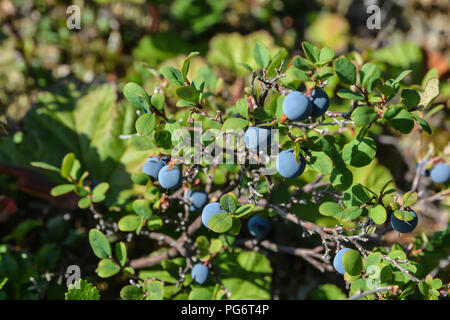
[319,202,343,218]
[393,210,414,221]
[351,106,377,126]
[208,212,233,233]
[146,281,164,300]
[118,215,141,232]
[334,57,356,85]
[402,191,418,207]
[96,259,121,278]
[342,137,377,167]
[89,229,111,259]
[369,205,387,224]
[136,113,156,136]
[133,199,152,219]
[343,250,363,276]
[120,285,144,300]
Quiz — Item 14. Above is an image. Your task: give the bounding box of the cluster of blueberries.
[142,156,272,284]
[141,91,448,280]
[244,89,329,179]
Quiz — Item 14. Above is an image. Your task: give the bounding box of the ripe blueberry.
[158,165,182,189]
[282,91,312,121]
[276,149,306,179]
[430,163,450,184]
[142,156,169,179]
[333,248,352,275]
[201,202,227,229]
[187,190,208,212]
[191,263,209,284]
[244,126,271,150]
[247,215,270,237]
[391,209,418,233]
[309,88,329,117]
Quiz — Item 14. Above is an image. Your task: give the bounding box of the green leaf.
[334,57,356,85]
[228,217,242,235]
[145,281,164,300]
[302,41,319,63]
[89,229,111,259]
[176,86,198,102]
[364,253,382,269]
[65,279,100,300]
[394,70,412,83]
[151,93,165,111]
[115,242,127,267]
[431,278,442,290]
[369,205,387,224]
[337,89,365,101]
[411,114,432,135]
[123,82,151,112]
[176,99,197,108]
[235,98,249,119]
[2,219,43,242]
[50,184,75,196]
[401,89,420,109]
[31,161,60,172]
[330,167,353,191]
[154,130,172,149]
[343,183,371,207]
[135,113,156,136]
[222,118,249,131]
[402,191,418,207]
[70,159,81,180]
[393,210,415,222]
[78,197,91,209]
[233,203,255,218]
[384,105,414,134]
[342,137,377,168]
[318,47,335,63]
[418,281,430,297]
[343,250,363,276]
[208,213,233,233]
[92,182,109,198]
[181,51,200,81]
[351,106,377,126]
[195,236,210,255]
[118,215,141,232]
[61,153,76,179]
[96,258,121,278]
[220,193,238,213]
[189,288,213,300]
[341,206,363,221]
[147,216,163,230]
[292,56,311,71]
[128,135,154,150]
[120,285,144,300]
[160,66,185,86]
[253,42,271,68]
[266,48,288,78]
[420,78,439,109]
[209,238,223,254]
[319,202,343,218]
[131,172,150,185]
[360,63,382,92]
[309,151,333,174]
[133,199,152,219]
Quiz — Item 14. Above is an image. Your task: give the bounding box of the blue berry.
[430,163,450,184]
[187,190,208,212]
[391,209,418,233]
[191,263,209,284]
[333,248,352,275]
[201,202,227,229]
[142,156,169,179]
[158,165,182,189]
[247,215,270,237]
[282,91,312,121]
[244,126,271,150]
[309,88,329,117]
[276,149,306,179]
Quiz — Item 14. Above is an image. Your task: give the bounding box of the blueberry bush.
[0,1,449,301]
